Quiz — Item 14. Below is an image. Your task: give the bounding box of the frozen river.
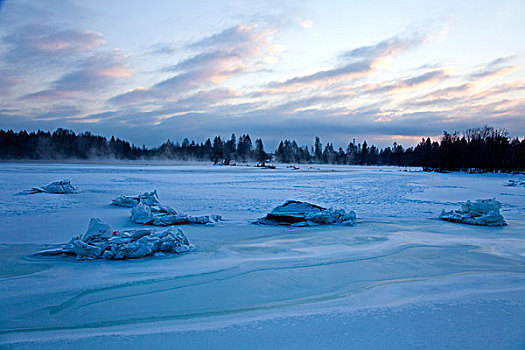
[0,163,524,349]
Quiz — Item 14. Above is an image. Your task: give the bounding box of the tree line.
[275,127,525,172]
[0,128,267,164]
[0,126,523,172]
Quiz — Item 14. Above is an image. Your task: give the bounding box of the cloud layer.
[0,1,524,148]
[110,24,278,105]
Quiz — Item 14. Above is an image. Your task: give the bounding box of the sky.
[0,0,524,148]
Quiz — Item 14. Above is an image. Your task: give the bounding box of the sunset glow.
[0,0,524,147]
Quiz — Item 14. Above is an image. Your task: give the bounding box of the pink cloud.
[262,33,428,94]
[4,24,105,63]
[111,24,283,105]
[22,52,132,100]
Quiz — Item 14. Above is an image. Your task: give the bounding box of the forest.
[0,126,524,172]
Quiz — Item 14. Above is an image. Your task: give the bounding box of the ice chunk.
[111,190,160,207]
[439,199,506,226]
[130,202,185,225]
[130,202,156,224]
[82,218,113,241]
[69,240,103,260]
[256,200,357,226]
[27,180,78,194]
[130,201,218,226]
[49,218,192,260]
[505,179,525,187]
[114,191,220,226]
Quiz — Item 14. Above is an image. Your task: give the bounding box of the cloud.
[467,56,520,81]
[109,71,206,104]
[2,16,523,149]
[166,51,246,80]
[173,24,276,78]
[34,105,81,120]
[22,51,132,100]
[0,72,23,95]
[468,65,520,81]
[174,88,241,107]
[131,102,525,148]
[300,19,314,29]
[102,87,242,127]
[149,43,177,55]
[341,34,424,61]
[0,0,92,30]
[486,81,525,94]
[400,70,447,86]
[365,69,448,94]
[264,33,427,92]
[110,24,281,105]
[0,19,123,104]
[5,93,525,149]
[406,58,523,110]
[485,56,516,68]
[419,83,472,98]
[2,24,105,64]
[268,61,371,90]
[188,24,264,50]
[400,59,524,110]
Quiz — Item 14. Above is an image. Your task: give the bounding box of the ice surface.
[111,190,160,207]
[27,180,78,194]
[256,200,356,226]
[37,218,192,260]
[439,199,507,226]
[0,164,524,349]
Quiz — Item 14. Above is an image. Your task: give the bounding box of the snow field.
[0,163,524,349]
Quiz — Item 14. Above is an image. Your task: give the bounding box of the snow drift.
[439,199,506,226]
[256,200,356,226]
[111,190,161,207]
[27,180,78,194]
[36,218,192,260]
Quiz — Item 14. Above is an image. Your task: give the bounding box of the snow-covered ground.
[0,163,524,349]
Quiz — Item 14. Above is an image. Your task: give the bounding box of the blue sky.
[0,0,524,148]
